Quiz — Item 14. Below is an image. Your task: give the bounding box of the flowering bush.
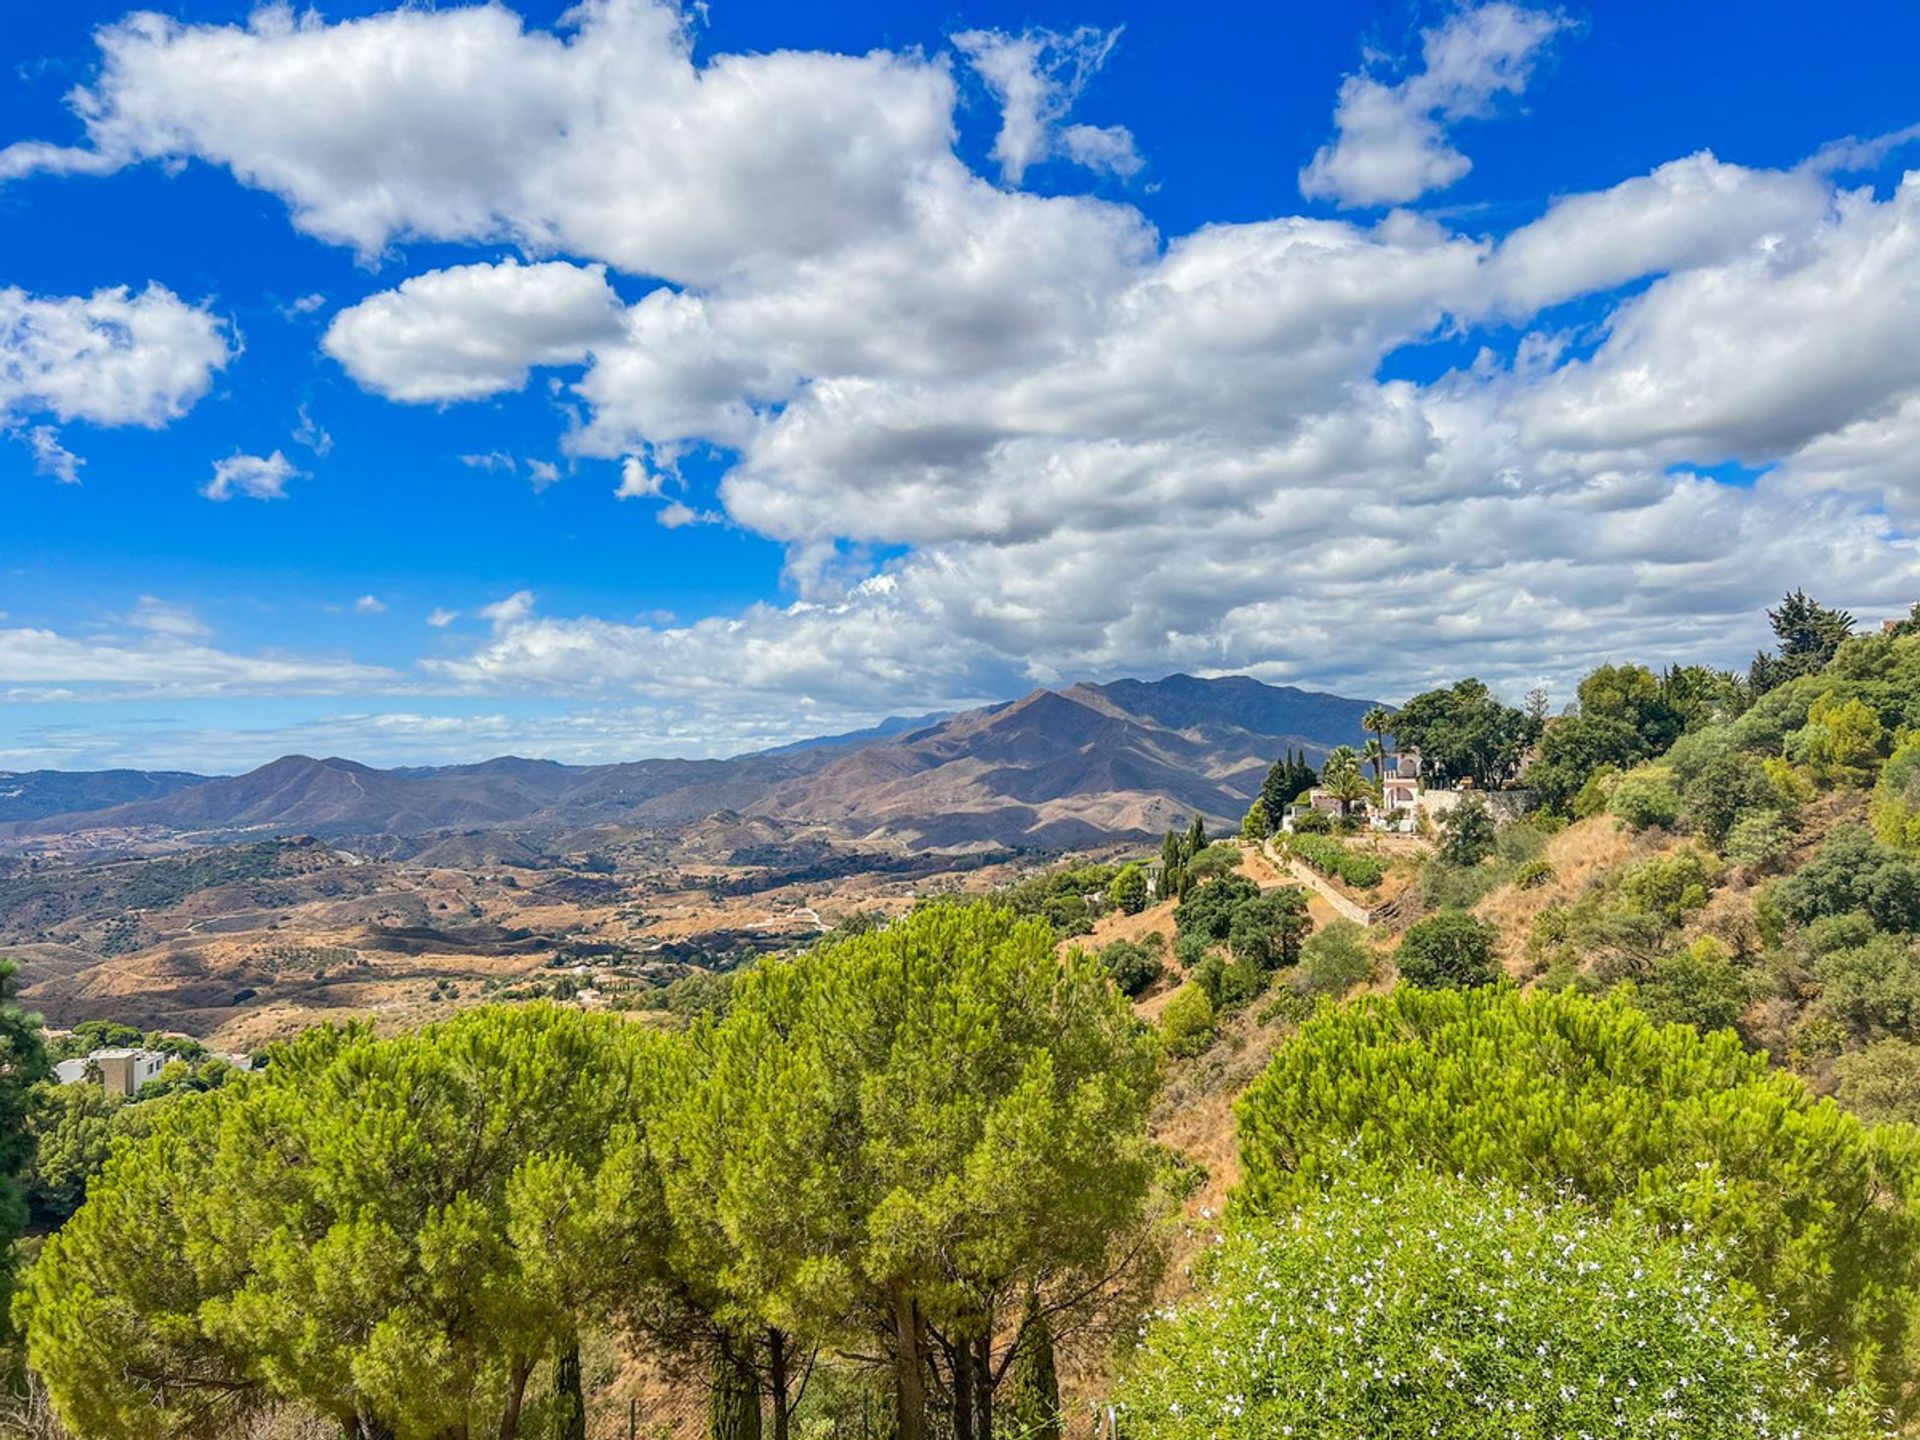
[1117,1170,1880,1440]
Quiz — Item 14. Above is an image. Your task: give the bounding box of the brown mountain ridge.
[0,674,1379,853]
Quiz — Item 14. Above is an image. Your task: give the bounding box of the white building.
[53,1048,171,1097]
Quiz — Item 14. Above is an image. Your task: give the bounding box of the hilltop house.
[1282,749,1424,834]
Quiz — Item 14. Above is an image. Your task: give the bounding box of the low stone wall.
[1263,840,1375,926]
[1418,788,1539,823]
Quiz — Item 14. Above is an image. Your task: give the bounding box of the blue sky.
[6,0,1920,773]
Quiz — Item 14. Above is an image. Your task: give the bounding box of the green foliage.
[1751,589,1855,693]
[1159,984,1215,1059]
[22,1006,663,1439]
[0,959,47,1331]
[1285,833,1383,889]
[1810,931,1920,1040]
[1435,795,1495,866]
[1295,920,1373,997]
[1608,764,1682,830]
[1004,1313,1063,1440]
[1616,846,1719,924]
[1233,985,1920,1413]
[1226,888,1311,972]
[1394,911,1500,990]
[1190,952,1267,1012]
[1181,842,1239,883]
[1726,808,1795,867]
[650,903,1163,1440]
[1120,1169,1878,1440]
[1237,799,1269,843]
[1525,714,1645,813]
[1512,858,1554,889]
[1388,678,1540,790]
[1835,1039,1920,1126]
[1633,937,1747,1034]
[1172,874,1258,942]
[1098,936,1164,998]
[46,1020,141,1061]
[1787,692,1888,788]
[1316,746,1369,815]
[1683,751,1791,848]
[1258,750,1318,827]
[23,1083,122,1226]
[1107,862,1149,916]
[1871,734,1920,851]
[998,862,1118,939]
[1289,806,1332,834]
[1774,825,1920,933]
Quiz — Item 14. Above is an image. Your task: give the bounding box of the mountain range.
[0,675,1379,852]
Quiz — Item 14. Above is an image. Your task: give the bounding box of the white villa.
[52,1048,169,1097]
[1283,748,1425,834]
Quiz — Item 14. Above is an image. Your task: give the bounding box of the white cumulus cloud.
[1301,4,1567,208]
[324,259,626,402]
[203,450,299,502]
[0,282,232,428]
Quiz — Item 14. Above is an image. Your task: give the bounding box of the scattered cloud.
[15,425,83,483]
[527,458,561,491]
[292,403,332,455]
[427,607,460,629]
[324,259,625,402]
[954,26,1139,185]
[127,595,211,639]
[1301,3,1567,208]
[202,450,299,502]
[462,452,517,474]
[0,282,232,428]
[354,594,387,615]
[0,617,397,700]
[478,590,537,627]
[8,0,1920,754]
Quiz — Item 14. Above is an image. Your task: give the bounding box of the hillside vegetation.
[14,594,1920,1438]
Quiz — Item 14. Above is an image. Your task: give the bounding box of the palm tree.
[1321,745,1368,817]
[1362,706,1393,776]
[1362,736,1385,783]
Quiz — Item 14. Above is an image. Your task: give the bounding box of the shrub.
[1871,735,1920,851]
[1633,937,1747,1034]
[1106,863,1149,915]
[1835,1038,1920,1126]
[1232,985,1920,1412]
[1616,846,1719,924]
[1191,952,1266,1012]
[1812,932,1920,1039]
[1226,888,1310,971]
[1395,911,1501,989]
[1683,752,1790,848]
[1295,920,1373,996]
[1774,826,1920,933]
[1726,809,1793,867]
[1286,833,1384,889]
[1117,1170,1877,1440]
[1787,692,1888,788]
[1159,984,1215,1058]
[1436,796,1495,866]
[1609,765,1682,829]
[1290,807,1333,834]
[1173,874,1258,942]
[1098,936,1163,998]
[1512,858,1554,889]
